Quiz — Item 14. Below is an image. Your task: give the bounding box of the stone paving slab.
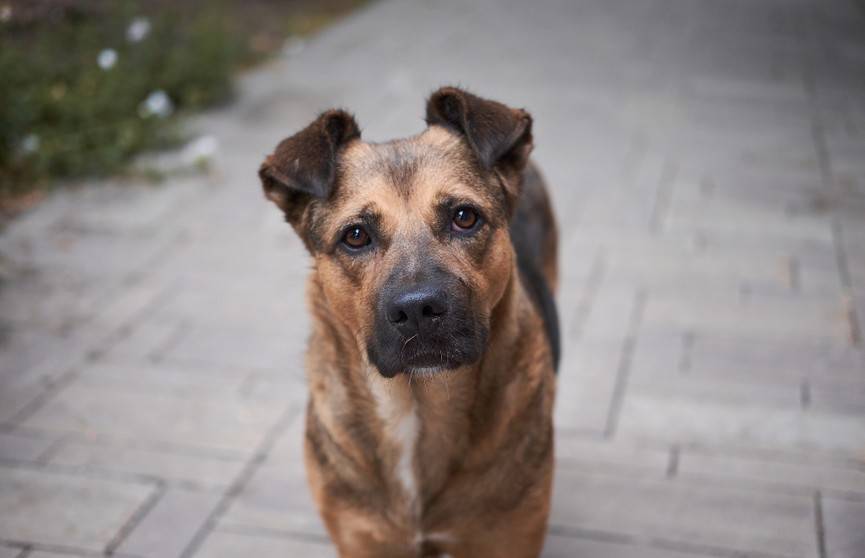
[192,529,335,558]
[0,466,156,552]
[45,440,246,491]
[114,488,221,558]
[0,433,54,463]
[542,536,714,558]
[823,496,865,558]
[678,450,865,495]
[1,0,865,556]
[216,462,328,540]
[18,379,289,455]
[618,387,865,454]
[551,469,819,558]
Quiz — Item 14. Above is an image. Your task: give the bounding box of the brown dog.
[259,87,559,558]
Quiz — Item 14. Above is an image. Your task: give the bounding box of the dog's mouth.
[367,329,487,378]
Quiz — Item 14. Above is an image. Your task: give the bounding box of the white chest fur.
[369,377,420,506]
[369,376,458,555]
[392,408,420,503]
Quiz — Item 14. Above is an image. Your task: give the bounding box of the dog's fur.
[259,87,558,558]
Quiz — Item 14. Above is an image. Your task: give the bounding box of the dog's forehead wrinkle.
[338,137,483,216]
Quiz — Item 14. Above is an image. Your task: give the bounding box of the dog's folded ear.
[259,110,360,225]
[425,86,533,197]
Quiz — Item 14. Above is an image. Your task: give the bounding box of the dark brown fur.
[260,87,558,558]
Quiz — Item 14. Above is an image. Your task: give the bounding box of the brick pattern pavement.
[1,0,864,556]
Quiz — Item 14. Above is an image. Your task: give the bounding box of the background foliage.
[0,0,365,211]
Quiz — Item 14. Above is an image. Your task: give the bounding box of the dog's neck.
[305,260,550,528]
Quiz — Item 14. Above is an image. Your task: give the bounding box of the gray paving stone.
[556,338,628,435]
[555,435,670,475]
[628,368,803,409]
[150,271,309,332]
[678,451,865,494]
[550,469,818,558]
[86,281,169,335]
[807,383,865,415]
[73,360,251,395]
[46,441,246,490]
[97,319,183,362]
[555,286,638,434]
[543,535,712,558]
[19,379,288,454]
[555,273,593,339]
[65,358,307,410]
[193,529,335,558]
[0,377,51,426]
[0,546,22,558]
[1,225,172,297]
[619,328,865,454]
[686,334,865,387]
[160,323,307,372]
[642,291,851,344]
[0,432,55,463]
[665,194,836,246]
[0,275,107,332]
[218,463,327,540]
[26,551,101,558]
[0,465,155,552]
[823,496,865,558]
[114,488,221,558]
[0,327,70,378]
[618,385,865,455]
[590,229,800,295]
[262,409,305,464]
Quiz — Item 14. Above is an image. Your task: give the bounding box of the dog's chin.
[367,346,480,379]
[367,322,489,379]
[401,353,463,374]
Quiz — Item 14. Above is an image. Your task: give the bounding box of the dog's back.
[510,162,560,368]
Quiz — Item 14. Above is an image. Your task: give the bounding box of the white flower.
[282,38,305,58]
[20,134,40,155]
[126,17,151,43]
[181,135,220,166]
[97,49,118,70]
[139,90,174,119]
[0,4,12,23]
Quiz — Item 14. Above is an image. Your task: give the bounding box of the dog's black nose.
[386,285,447,335]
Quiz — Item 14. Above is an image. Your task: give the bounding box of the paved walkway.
[2,0,865,556]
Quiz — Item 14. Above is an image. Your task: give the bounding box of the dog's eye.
[452,207,479,231]
[342,226,371,249]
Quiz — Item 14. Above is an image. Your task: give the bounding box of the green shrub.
[0,2,247,198]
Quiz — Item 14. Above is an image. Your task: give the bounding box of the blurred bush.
[0,0,365,209]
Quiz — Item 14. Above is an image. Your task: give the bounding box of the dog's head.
[259,87,532,378]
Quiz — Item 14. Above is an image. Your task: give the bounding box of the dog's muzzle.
[366,269,487,378]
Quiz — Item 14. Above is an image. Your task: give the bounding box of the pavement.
[2,0,865,556]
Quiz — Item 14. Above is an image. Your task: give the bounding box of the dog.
[259,86,559,558]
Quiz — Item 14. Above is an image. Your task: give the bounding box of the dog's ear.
[425,87,533,207]
[259,110,360,226]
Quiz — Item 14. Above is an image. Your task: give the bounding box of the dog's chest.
[370,379,420,506]
[369,379,459,556]
[391,407,420,504]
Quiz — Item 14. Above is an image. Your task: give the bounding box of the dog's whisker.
[403,334,418,348]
